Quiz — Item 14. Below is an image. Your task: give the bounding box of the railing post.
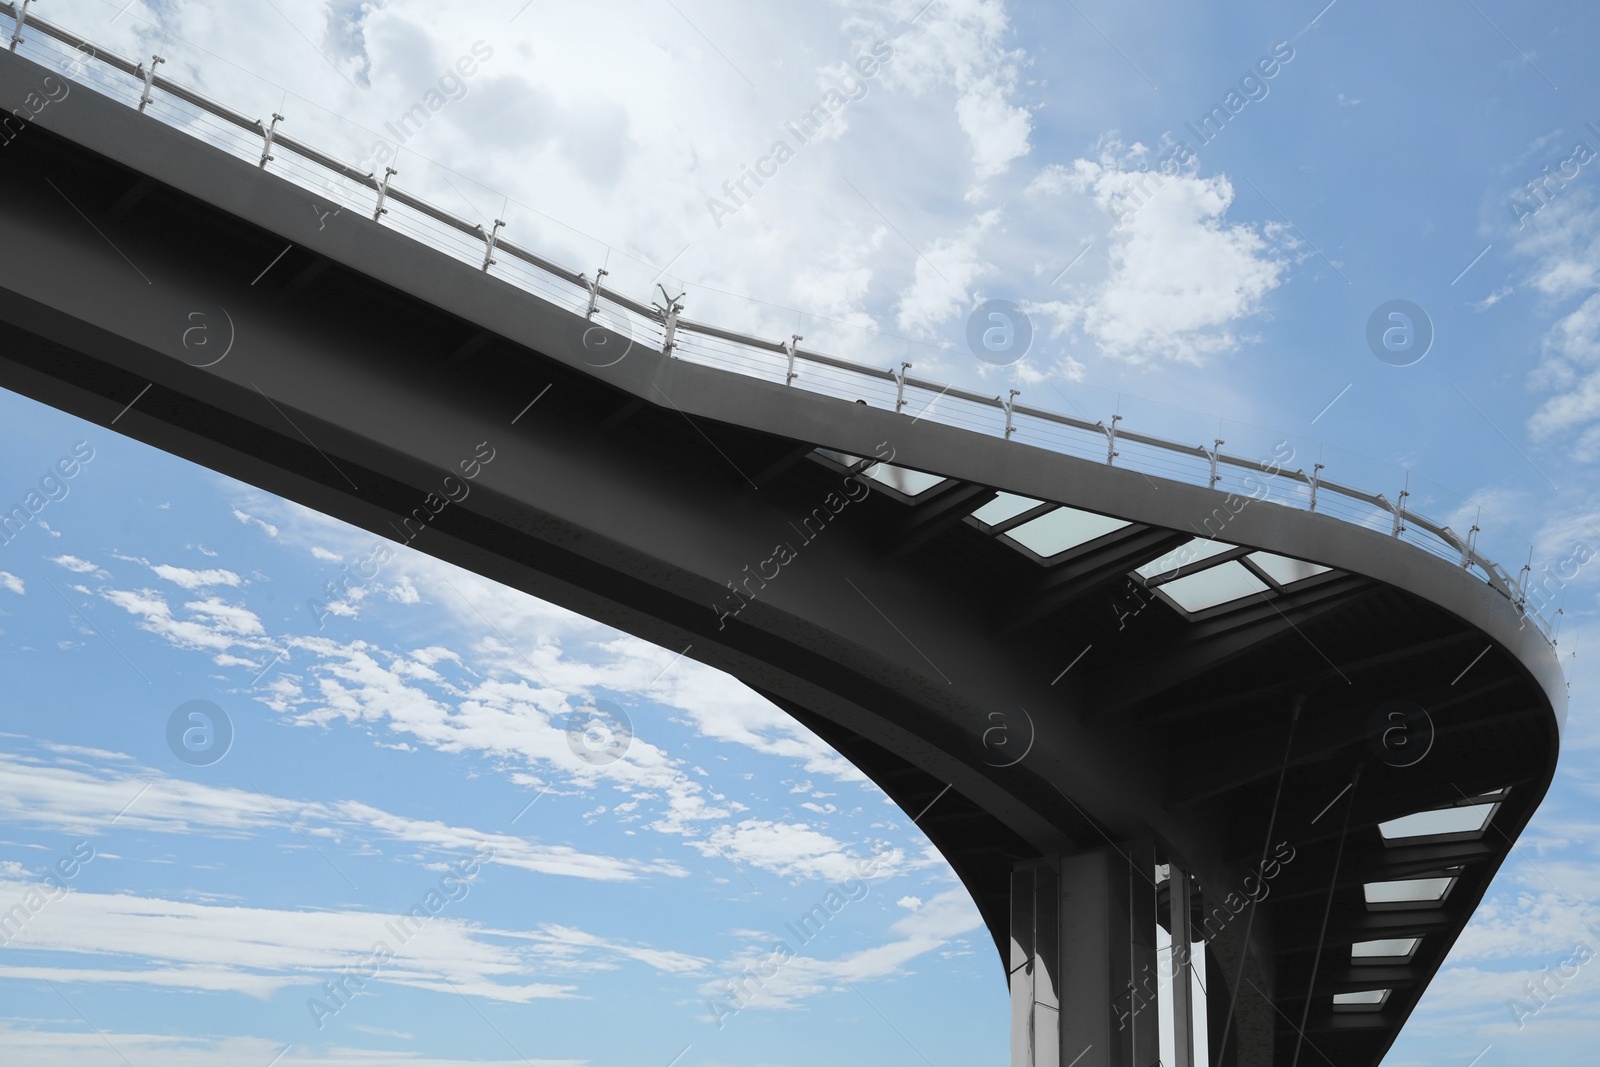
[581,267,609,317]
[1308,462,1324,513]
[1462,516,1481,569]
[1003,389,1020,440]
[257,112,284,168]
[1105,414,1121,465]
[894,361,911,413]
[653,284,685,356]
[784,334,802,386]
[7,0,32,52]
[372,166,397,222]
[1208,438,1225,489]
[478,218,505,272]
[1392,478,1410,538]
[137,54,165,112]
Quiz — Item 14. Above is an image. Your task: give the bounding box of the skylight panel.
[1379,804,1496,841]
[1248,551,1332,587]
[864,463,946,497]
[1363,877,1454,904]
[1332,989,1390,1008]
[971,492,1045,527]
[1004,507,1129,557]
[1352,938,1420,960]
[1156,561,1269,612]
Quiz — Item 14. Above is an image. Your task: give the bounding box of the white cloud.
[1529,291,1600,456]
[37,742,132,763]
[231,507,280,538]
[693,819,900,882]
[0,874,667,1003]
[182,596,266,635]
[149,564,244,590]
[894,209,1002,337]
[1518,192,1600,458]
[49,554,105,577]
[103,587,253,654]
[699,887,981,1012]
[0,752,680,883]
[1043,140,1288,364]
[386,576,422,603]
[0,571,22,595]
[877,0,1033,185]
[0,1028,578,1067]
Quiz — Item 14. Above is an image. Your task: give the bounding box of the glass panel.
[1364,877,1454,903]
[865,463,947,497]
[1157,561,1270,612]
[1248,552,1333,587]
[1333,989,1389,1006]
[1352,938,1420,959]
[1379,804,1496,840]
[971,491,1045,527]
[1005,507,1129,557]
[1136,538,1240,582]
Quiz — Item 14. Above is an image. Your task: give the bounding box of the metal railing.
[0,4,1559,642]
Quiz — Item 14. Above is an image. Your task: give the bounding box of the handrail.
[0,4,1554,640]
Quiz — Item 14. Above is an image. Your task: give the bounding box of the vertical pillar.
[1011,860,1061,1067]
[1124,850,1159,1065]
[1169,867,1197,1067]
[1205,903,1275,1066]
[1011,848,1158,1067]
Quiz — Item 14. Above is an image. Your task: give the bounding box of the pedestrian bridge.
[0,8,1567,1065]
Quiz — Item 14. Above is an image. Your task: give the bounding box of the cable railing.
[0,4,1561,642]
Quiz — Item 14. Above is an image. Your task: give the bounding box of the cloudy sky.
[3,0,1600,1064]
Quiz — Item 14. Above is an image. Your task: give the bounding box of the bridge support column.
[1010,848,1159,1067]
[1169,866,1198,1067]
[1204,905,1275,1067]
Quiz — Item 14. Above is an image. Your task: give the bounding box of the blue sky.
[0,388,1001,1065]
[3,0,1600,1064]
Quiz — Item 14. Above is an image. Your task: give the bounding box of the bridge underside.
[0,44,1563,1067]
